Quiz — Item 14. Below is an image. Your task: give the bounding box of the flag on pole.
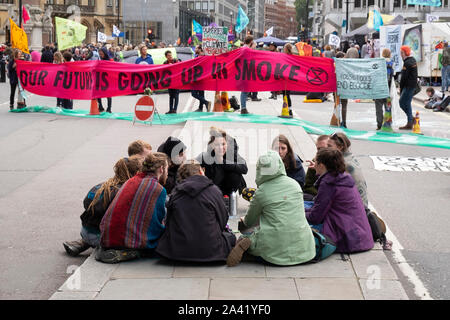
[9,18,29,54]
[22,5,30,25]
[193,19,202,34]
[265,27,273,37]
[373,9,384,32]
[98,31,107,43]
[235,5,249,34]
[113,25,121,37]
[55,17,87,50]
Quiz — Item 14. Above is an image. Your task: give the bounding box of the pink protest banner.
[16,47,336,100]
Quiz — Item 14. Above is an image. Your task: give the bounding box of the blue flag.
[235,5,249,34]
[193,19,203,34]
[406,0,441,6]
[373,10,383,31]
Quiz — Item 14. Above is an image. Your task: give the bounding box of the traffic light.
[147,29,155,40]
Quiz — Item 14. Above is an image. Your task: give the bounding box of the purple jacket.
[306,172,373,253]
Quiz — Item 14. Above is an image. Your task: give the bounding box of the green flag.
[55,17,87,50]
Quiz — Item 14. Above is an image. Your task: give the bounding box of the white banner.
[328,34,340,48]
[370,156,450,172]
[426,14,439,23]
[383,25,402,73]
[266,27,273,37]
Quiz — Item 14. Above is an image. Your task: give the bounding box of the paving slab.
[49,291,98,300]
[58,253,118,293]
[265,254,355,279]
[95,278,210,300]
[173,262,266,278]
[295,278,364,300]
[111,258,175,279]
[209,278,299,300]
[359,279,409,300]
[350,250,398,280]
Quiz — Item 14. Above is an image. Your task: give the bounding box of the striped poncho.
[100,172,167,249]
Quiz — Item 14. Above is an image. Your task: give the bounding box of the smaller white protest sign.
[202,26,228,56]
[328,34,340,48]
[98,31,107,43]
[426,14,439,23]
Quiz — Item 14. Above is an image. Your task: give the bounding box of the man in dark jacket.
[40,45,54,63]
[157,136,187,194]
[399,45,418,130]
[156,161,236,262]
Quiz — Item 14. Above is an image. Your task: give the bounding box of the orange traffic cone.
[89,99,100,115]
[221,91,232,112]
[412,111,423,134]
[213,91,223,112]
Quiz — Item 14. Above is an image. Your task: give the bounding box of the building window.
[106,0,113,7]
[333,0,338,8]
[89,0,95,6]
[195,1,201,10]
[394,0,401,6]
[368,0,374,6]
[202,1,208,11]
[209,1,215,11]
[46,0,55,4]
[339,0,343,8]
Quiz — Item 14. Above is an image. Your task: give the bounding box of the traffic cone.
[213,91,223,112]
[221,91,232,112]
[278,95,292,118]
[381,97,394,133]
[412,111,423,134]
[89,99,100,115]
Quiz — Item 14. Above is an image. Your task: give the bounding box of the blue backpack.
[311,229,337,263]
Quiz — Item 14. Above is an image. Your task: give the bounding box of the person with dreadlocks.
[63,155,143,256]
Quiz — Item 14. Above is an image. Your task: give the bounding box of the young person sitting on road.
[424,87,449,112]
[96,152,169,264]
[327,132,369,211]
[156,160,236,263]
[157,136,187,195]
[305,148,373,253]
[63,156,143,256]
[303,135,330,199]
[227,150,316,267]
[127,140,152,157]
[271,134,306,189]
[196,127,248,196]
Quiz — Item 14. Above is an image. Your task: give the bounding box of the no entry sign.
[134,95,155,121]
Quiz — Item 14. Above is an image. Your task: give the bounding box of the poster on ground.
[202,26,228,56]
[335,58,389,99]
[370,156,450,172]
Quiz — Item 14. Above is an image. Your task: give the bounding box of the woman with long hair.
[272,134,306,189]
[63,155,143,256]
[7,49,26,110]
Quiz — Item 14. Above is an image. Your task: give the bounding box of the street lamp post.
[304,0,310,42]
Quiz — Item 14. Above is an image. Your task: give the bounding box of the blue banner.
[406,0,441,6]
[335,58,389,99]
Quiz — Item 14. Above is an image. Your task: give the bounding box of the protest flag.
[193,19,203,34]
[55,17,87,51]
[22,6,30,25]
[9,18,29,54]
[235,5,249,33]
[373,10,384,31]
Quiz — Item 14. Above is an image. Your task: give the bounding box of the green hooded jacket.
[244,150,316,265]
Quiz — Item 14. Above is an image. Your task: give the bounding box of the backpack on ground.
[311,228,336,263]
[367,211,392,250]
[229,96,240,110]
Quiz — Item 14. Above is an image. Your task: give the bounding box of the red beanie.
[400,45,411,56]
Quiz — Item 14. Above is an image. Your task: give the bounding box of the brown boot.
[399,122,413,130]
[226,238,251,267]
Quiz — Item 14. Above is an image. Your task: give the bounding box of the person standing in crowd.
[40,45,54,63]
[268,42,279,100]
[323,44,335,58]
[53,51,64,108]
[227,150,316,267]
[163,50,181,114]
[272,134,306,190]
[87,44,100,60]
[192,45,211,112]
[156,160,236,263]
[305,148,373,254]
[374,48,394,130]
[61,51,74,109]
[157,136,187,195]
[239,36,255,115]
[63,156,143,256]
[97,47,113,113]
[440,41,450,93]
[135,46,154,65]
[399,45,417,130]
[31,50,41,62]
[335,49,358,128]
[72,47,83,61]
[7,49,24,110]
[97,152,169,264]
[361,38,374,59]
[283,43,294,117]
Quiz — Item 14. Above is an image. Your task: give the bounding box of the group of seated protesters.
[63,128,380,266]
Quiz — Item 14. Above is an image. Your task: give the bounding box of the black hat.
[157,137,187,159]
[269,41,276,46]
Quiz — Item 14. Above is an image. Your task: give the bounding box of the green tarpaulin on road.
[10,106,450,150]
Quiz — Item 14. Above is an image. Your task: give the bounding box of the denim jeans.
[191,90,208,109]
[442,65,450,91]
[240,92,247,110]
[168,89,179,111]
[399,87,415,123]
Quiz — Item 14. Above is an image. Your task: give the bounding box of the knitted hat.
[157,137,186,159]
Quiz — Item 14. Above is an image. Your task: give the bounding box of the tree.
[295,0,314,33]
